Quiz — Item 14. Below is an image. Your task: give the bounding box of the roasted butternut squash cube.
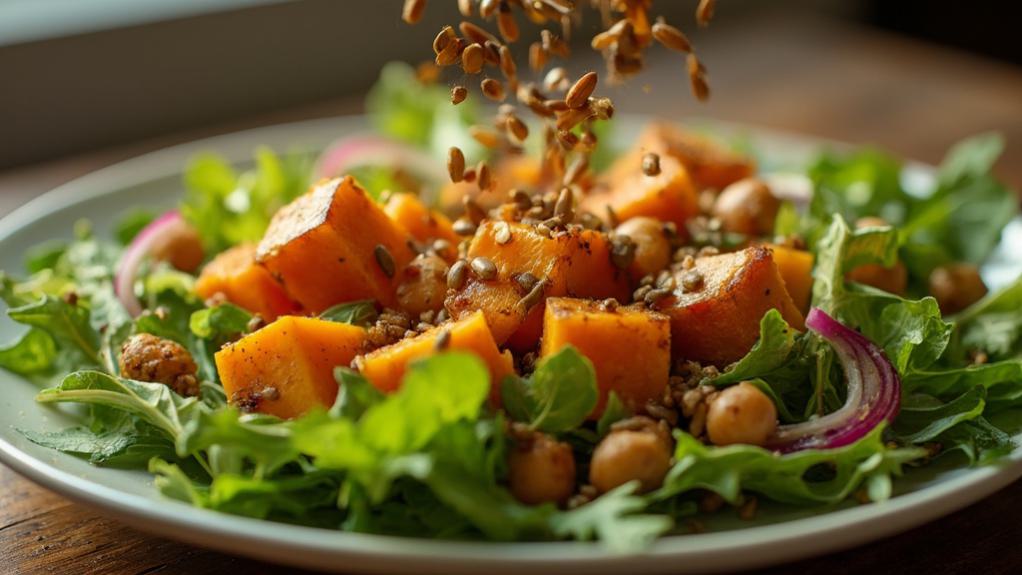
[768,244,814,314]
[583,154,699,228]
[445,221,631,347]
[358,311,515,403]
[636,122,756,191]
[215,316,367,419]
[440,155,543,214]
[541,298,670,417]
[257,176,415,312]
[384,193,459,247]
[194,243,300,320]
[663,246,804,366]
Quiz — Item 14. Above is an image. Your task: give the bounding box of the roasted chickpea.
[507,433,576,505]
[614,217,672,280]
[929,263,987,315]
[713,178,780,236]
[589,429,672,494]
[706,382,777,447]
[119,333,199,397]
[396,254,449,317]
[149,219,204,273]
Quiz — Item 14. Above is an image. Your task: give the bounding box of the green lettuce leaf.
[501,346,598,433]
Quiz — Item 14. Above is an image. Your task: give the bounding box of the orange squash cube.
[194,243,300,320]
[445,221,631,348]
[540,298,671,417]
[256,176,415,313]
[384,193,459,247]
[583,154,700,228]
[636,122,756,191]
[358,311,515,403]
[215,316,367,419]
[663,246,804,366]
[768,244,814,314]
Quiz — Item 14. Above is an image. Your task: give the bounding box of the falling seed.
[652,18,692,53]
[529,41,547,71]
[642,152,661,176]
[435,40,461,66]
[447,146,465,183]
[499,45,517,79]
[696,0,716,28]
[402,0,426,24]
[481,78,506,101]
[476,160,493,190]
[463,195,487,224]
[497,5,519,42]
[460,21,499,45]
[565,72,598,109]
[506,114,529,142]
[462,43,485,74]
[433,25,456,55]
[451,85,468,105]
[457,0,473,17]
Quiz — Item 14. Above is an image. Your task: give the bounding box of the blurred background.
[1,0,1020,191]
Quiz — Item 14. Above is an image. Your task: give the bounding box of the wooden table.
[3,13,1022,574]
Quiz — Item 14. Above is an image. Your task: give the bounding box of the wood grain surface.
[2,12,1022,575]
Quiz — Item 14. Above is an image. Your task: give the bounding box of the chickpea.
[706,382,777,447]
[614,217,672,280]
[396,254,449,317]
[149,219,204,273]
[507,433,576,505]
[589,429,672,494]
[119,333,199,397]
[929,263,987,315]
[713,178,780,236]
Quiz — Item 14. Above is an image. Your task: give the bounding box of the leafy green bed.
[1,67,1021,549]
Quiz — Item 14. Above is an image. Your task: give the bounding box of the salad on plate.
[2,0,1022,552]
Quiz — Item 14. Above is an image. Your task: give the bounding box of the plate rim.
[1,114,1020,574]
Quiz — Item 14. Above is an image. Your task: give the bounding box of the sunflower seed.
[448,146,466,182]
[470,256,498,280]
[374,245,396,278]
[453,218,477,236]
[494,221,512,244]
[462,43,485,74]
[652,18,692,53]
[402,0,426,24]
[447,259,469,289]
[642,152,661,176]
[565,72,597,109]
[481,78,505,101]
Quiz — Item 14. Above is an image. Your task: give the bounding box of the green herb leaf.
[596,392,631,437]
[501,346,598,433]
[319,300,379,327]
[712,309,796,386]
[551,483,672,553]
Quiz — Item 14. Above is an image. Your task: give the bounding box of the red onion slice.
[114,210,187,317]
[767,308,901,452]
[314,135,447,185]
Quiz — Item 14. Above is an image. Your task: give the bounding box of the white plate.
[1,115,1021,574]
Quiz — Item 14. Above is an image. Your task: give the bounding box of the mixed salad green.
[1,65,1021,550]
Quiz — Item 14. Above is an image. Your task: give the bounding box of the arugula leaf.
[655,426,925,505]
[36,371,203,443]
[7,296,102,369]
[501,346,598,433]
[951,276,1022,361]
[550,483,672,553]
[0,328,57,378]
[894,387,987,444]
[189,304,252,342]
[319,300,379,328]
[596,392,631,437]
[712,310,796,386]
[936,417,1014,465]
[181,148,311,254]
[20,422,176,467]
